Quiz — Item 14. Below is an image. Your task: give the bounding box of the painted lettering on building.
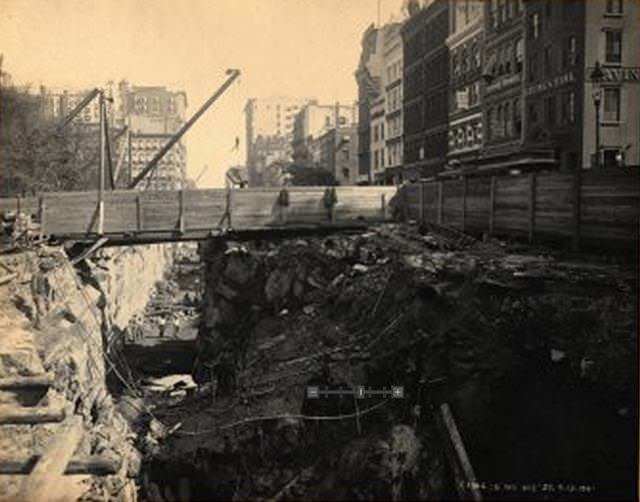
[525,72,576,97]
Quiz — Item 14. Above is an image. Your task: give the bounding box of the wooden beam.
[489,176,496,236]
[0,373,52,390]
[528,172,536,243]
[69,237,108,266]
[0,454,120,476]
[462,176,467,232]
[18,415,84,502]
[437,403,482,501]
[0,405,65,425]
[178,190,186,235]
[437,181,443,224]
[571,169,581,251]
[136,195,142,231]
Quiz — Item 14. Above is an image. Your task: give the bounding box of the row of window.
[387,115,402,139]
[528,36,577,82]
[451,38,482,79]
[486,38,523,80]
[486,98,522,142]
[386,60,402,84]
[527,91,577,128]
[372,122,385,143]
[489,0,524,30]
[386,86,403,113]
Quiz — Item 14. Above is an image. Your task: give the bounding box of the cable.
[175,398,391,437]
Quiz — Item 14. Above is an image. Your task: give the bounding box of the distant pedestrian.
[172,316,180,339]
[158,317,166,338]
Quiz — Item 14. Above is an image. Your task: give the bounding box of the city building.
[446,0,485,168]
[370,96,386,182]
[581,0,640,169]
[124,84,188,189]
[292,102,357,166]
[481,0,530,169]
[383,23,404,184]
[355,23,385,183]
[244,96,313,185]
[309,125,359,185]
[402,0,450,180]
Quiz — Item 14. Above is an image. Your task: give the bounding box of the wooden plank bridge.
[0,186,399,245]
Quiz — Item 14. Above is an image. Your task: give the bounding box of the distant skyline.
[0,0,405,187]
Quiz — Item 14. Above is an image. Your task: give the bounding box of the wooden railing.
[399,171,640,248]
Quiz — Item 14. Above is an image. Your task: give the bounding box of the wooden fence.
[0,186,399,241]
[400,171,640,249]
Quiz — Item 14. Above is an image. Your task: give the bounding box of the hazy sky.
[0,0,404,187]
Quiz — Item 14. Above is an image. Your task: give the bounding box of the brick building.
[402,0,450,180]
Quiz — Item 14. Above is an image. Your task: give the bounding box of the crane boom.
[128,69,241,189]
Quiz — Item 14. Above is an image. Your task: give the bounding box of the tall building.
[308,125,359,185]
[355,24,385,183]
[292,102,357,166]
[244,97,313,185]
[370,22,402,185]
[481,0,531,168]
[581,0,639,169]
[124,84,188,189]
[446,0,485,167]
[383,23,404,184]
[402,0,450,180]
[42,81,188,190]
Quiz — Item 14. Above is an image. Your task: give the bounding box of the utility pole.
[98,90,105,235]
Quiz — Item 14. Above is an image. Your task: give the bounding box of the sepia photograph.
[0,0,638,501]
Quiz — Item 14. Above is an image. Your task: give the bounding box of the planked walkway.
[0,186,399,245]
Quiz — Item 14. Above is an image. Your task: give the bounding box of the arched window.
[515,38,524,73]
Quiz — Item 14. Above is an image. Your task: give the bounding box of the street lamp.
[590,60,605,170]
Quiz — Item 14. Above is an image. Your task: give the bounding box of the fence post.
[462,176,467,232]
[437,181,444,225]
[489,176,496,236]
[571,169,582,251]
[418,182,424,224]
[528,172,536,243]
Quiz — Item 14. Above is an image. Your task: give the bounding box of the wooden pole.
[18,415,84,502]
[571,169,581,251]
[528,172,537,243]
[462,176,467,232]
[0,405,65,425]
[489,176,496,236]
[437,181,444,224]
[97,91,105,235]
[0,373,52,390]
[0,454,120,476]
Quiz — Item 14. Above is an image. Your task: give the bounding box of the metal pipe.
[128,69,241,188]
[98,91,105,234]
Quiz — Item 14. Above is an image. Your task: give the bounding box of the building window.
[544,46,552,76]
[514,98,522,134]
[568,91,576,123]
[528,103,538,124]
[515,38,524,73]
[605,30,622,63]
[568,36,577,66]
[504,101,512,136]
[497,105,504,137]
[531,13,541,39]
[603,87,621,122]
[546,96,556,126]
[487,108,494,140]
[529,54,538,82]
[605,0,623,14]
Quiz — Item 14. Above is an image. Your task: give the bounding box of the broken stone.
[550,349,566,363]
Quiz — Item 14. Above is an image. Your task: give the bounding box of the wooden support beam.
[462,176,467,232]
[136,195,142,231]
[437,403,482,502]
[571,169,581,251]
[528,172,536,244]
[178,190,186,235]
[69,237,108,266]
[0,373,53,390]
[489,176,496,236]
[437,181,443,225]
[0,405,65,425]
[0,454,120,476]
[18,415,84,502]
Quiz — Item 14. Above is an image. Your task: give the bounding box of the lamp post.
[590,61,604,170]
